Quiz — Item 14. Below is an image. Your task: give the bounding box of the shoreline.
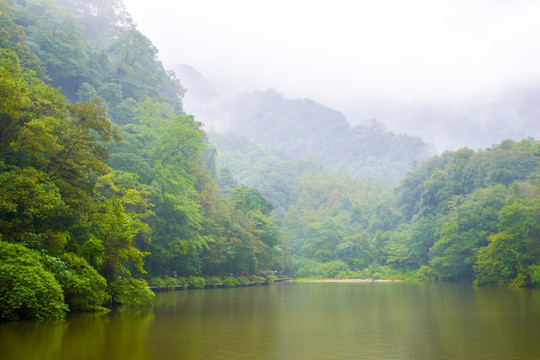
[304,279,404,283]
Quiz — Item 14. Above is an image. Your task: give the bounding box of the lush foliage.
[1,0,285,320]
[0,241,68,320]
[1,0,538,323]
[108,277,154,307]
[283,140,539,286]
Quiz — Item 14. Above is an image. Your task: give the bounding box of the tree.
[474,191,539,287]
[11,0,94,99]
[43,252,109,311]
[0,240,68,320]
[429,185,507,281]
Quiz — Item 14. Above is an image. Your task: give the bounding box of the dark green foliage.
[107,277,154,307]
[55,252,109,311]
[0,241,68,320]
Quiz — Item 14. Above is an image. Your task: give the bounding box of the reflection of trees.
[147,287,279,359]
[2,285,538,359]
[0,310,154,360]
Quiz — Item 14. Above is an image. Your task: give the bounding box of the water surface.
[1,282,538,359]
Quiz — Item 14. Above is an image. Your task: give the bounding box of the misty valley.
[0,0,539,359]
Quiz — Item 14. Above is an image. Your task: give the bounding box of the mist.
[123,0,540,152]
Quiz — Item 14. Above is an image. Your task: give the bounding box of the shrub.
[108,278,154,307]
[416,265,434,281]
[187,276,206,289]
[177,277,189,287]
[291,256,323,278]
[266,274,276,284]
[319,260,349,278]
[206,277,223,287]
[223,277,238,287]
[148,277,167,288]
[0,241,68,320]
[529,264,540,287]
[236,276,251,286]
[249,276,266,285]
[335,270,356,279]
[54,253,109,312]
[164,276,179,288]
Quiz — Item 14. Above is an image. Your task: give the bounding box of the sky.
[122,0,540,150]
[123,0,540,101]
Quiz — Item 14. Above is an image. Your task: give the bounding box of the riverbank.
[149,276,290,292]
[305,279,404,283]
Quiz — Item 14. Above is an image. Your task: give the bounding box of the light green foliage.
[249,275,266,285]
[236,276,251,286]
[0,241,68,320]
[90,197,148,280]
[474,192,539,287]
[148,277,167,288]
[206,277,223,287]
[429,185,508,281]
[291,256,350,278]
[187,276,206,289]
[107,277,154,307]
[0,164,66,252]
[222,277,238,287]
[286,172,384,267]
[416,265,435,281]
[530,264,540,286]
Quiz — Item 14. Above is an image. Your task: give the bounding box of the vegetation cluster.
[0,0,538,321]
[0,0,283,320]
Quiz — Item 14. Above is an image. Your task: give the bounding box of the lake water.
[1,282,539,359]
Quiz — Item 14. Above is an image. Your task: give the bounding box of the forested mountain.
[226,89,433,179]
[1,0,538,323]
[0,0,283,320]
[203,88,433,217]
[175,76,435,182]
[285,140,539,286]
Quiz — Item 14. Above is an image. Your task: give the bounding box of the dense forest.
[0,0,538,321]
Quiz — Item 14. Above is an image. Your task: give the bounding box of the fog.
[123,0,540,152]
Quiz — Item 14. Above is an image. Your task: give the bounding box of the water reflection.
[0,308,154,360]
[0,283,538,360]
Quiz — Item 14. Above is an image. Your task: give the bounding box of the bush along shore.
[147,274,285,291]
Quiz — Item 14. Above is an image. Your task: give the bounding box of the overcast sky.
[123,0,540,106]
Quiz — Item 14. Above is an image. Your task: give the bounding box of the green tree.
[0,240,68,320]
[430,185,507,281]
[474,191,539,287]
[43,252,109,311]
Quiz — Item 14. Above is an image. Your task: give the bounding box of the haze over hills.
[174,63,434,182]
[173,63,540,156]
[335,84,540,152]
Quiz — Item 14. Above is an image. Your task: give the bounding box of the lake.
[1,282,539,359]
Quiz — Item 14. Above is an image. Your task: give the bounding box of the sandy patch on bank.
[306,279,404,283]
